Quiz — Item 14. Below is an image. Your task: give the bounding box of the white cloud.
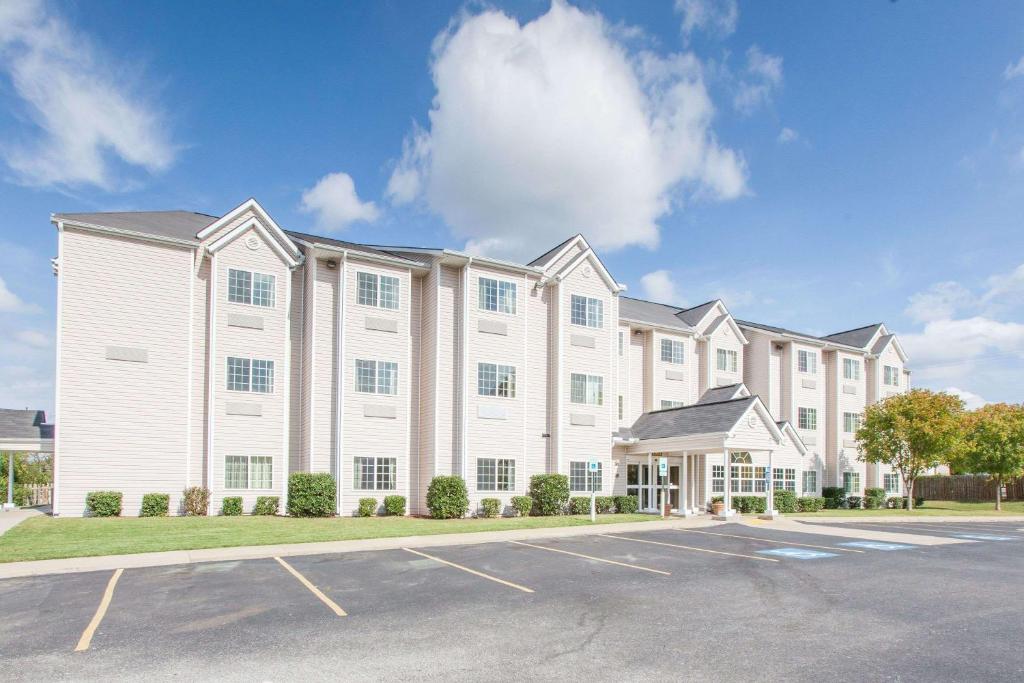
[981,262,1024,309]
[777,127,799,144]
[674,0,738,41]
[734,45,783,115]
[299,172,380,232]
[904,281,973,323]
[0,0,176,190]
[944,387,989,411]
[0,365,52,412]
[387,1,746,261]
[640,270,681,305]
[0,275,34,313]
[1005,55,1024,80]
[14,330,49,348]
[900,317,1024,377]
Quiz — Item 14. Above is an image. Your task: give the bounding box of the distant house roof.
[820,323,884,349]
[53,211,217,243]
[0,409,54,441]
[696,383,750,404]
[629,397,757,441]
[618,296,695,332]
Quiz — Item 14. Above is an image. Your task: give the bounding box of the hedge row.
[85,489,281,517]
[423,475,639,518]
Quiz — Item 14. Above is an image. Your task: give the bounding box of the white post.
[717,449,735,519]
[589,467,596,522]
[646,452,653,512]
[760,449,779,519]
[679,451,692,517]
[5,452,14,510]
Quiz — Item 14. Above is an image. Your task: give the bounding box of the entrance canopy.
[0,409,54,453]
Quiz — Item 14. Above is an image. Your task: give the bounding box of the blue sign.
[658,458,667,477]
[838,541,913,551]
[757,548,838,560]
[954,534,1017,541]
[588,460,600,472]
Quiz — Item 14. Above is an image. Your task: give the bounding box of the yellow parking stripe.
[511,540,671,575]
[75,568,123,652]
[404,548,535,593]
[274,557,347,616]
[602,534,779,562]
[678,528,864,553]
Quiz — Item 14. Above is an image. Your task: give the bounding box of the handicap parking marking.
[837,541,914,551]
[953,534,1018,541]
[756,547,838,560]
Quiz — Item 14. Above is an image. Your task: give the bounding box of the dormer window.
[716,348,738,373]
[228,269,275,307]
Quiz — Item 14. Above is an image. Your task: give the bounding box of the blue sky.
[2,0,1023,416]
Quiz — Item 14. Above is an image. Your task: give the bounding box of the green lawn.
[0,513,657,564]
[788,500,1024,517]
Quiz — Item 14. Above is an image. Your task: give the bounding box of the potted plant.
[710,495,725,515]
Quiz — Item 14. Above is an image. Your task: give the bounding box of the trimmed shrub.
[140,493,169,517]
[796,496,826,512]
[253,496,279,516]
[773,489,797,513]
[731,496,767,514]
[529,474,570,516]
[183,486,210,516]
[614,495,639,514]
[426,475,469,519]
[357,498,377,517]
[86,491,122,517]
[288,473,336,517]
[384,495,406,516]
[822,487,846,510]
[511,495,533,517]
[864,488,886,510]
[569,496,591,515]
[846,496,863,510]
[889,496,926,509]
[595,496,615,514]
[222,497,243,516]
[479,498,502,518]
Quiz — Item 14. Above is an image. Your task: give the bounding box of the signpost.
[588,460,599,522]
[658,457,668,517]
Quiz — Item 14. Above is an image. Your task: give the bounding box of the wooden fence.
[22,484,52,506]
[914,475,1024,502]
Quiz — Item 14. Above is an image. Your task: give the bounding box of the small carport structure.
[1,409,54,510]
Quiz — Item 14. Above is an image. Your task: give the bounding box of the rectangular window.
[711,464,725,493]
[730,463,763,493]
[251,359,274,394]
[618,395,623,420]
[224,455,273,490]
[569,461,602,492]
[883,473,900,494]
[570,373,603,405]
[477,458,515,491]
[250,456,273,489]
[353,457,397,490]
[478,277,517,314]
[798,407,817,431]
[661,338,685,364]
[570,294,603,328]
[660,400,685,409]
[228,268,275,307]
[225,455,248,489]
[226,357,275,393]
[802,470,818,494]
[884,365,900,386]
[716,348,738,372]
[227,357,250,392]
[843,358,861,380]
[477,363,516,398]
[357,272,400,309]
[843,471,861,494]
[354,359,398,395]
[774,468,797,493]
[798,350,817,374]
[618,331,624,356]
[843,412,861,433]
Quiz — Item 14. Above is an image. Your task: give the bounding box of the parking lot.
[3,520,1024,681]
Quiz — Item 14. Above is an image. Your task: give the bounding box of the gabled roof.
[820,323,884,349]
[677,300,720,327]
[528,233,582,268]
[736,319,822,343]
[870,333,909,362]
[0,409,53,440]
[618,296,695,332]
[629,396,758,441]
[696,383,750,404]
[776,421,808,456]
[53,211,217,243]
[286,231,425,266]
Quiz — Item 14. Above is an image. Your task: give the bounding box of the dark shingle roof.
[677,300,720,327]
[284,231,423,266]
[618,297,694,331]
[0,409,53,440]
[527,234,581,268]
[629,397,755,441]
[696,384,749,404]
[736,319,820,341]
[820,324,883,349]
[54,211,217,242]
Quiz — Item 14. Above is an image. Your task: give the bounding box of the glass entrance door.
[627,462,681,512]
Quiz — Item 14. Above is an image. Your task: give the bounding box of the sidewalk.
[0,507,43,536]
[0,515,721,580]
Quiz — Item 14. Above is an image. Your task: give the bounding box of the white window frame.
[843,471,861,494]
[478,277,517,315]
[774,467,797,493]
[224,455,273,490]
[843,358,861,380]
[570,373,603,405]
[711,464,725,493]
[730,452,765,494]
[226,356,274,393]
[477,363,516,398]
[802,470,817,494]
[569,461,602,492]
[716,348,738,373]
[354,359,398,395]
[884,365,900,386]
[570,294,604,328]
[353,456,397,490]
[661,338,685,364]
[618,331,624,356]
[357,272,400,310]
[843,412,861,434]
[883,472,900,494]
[618,395,623,420]
[660,400,685,409]
[228,268,276,308]
[798,350,817,374]
[477,458,515,492]
[798,407,817,431]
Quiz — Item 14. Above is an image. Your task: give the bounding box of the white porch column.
[760,449,780,519]
[679,451,693,517]
[716,448,735,519]
[646,452,654,512]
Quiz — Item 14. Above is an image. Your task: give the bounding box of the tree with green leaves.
[956,403,1024,511]
[856,389,964,511]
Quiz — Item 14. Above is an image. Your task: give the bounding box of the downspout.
[460,257,473,484]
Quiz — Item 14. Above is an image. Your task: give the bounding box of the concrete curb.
[785,515,1024,524]
[0,516,722,579]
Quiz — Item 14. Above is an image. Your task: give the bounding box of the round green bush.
[796,496,826,512]
[140,493,170,517]
[511,495,533,517]
[288,473,337,517]
[595,496,615,514]
[426,475,469,519]
[772,489,797,513]
[253,496,280,515]
[222,497,243,516]
[384,495,406,516]
[528,474,569,516]
[86,491,122,517]
[479,498,502,518]
[357,498,377,517]
[614,495,639,513]
[569,496,591,515]
[822,487,846,509]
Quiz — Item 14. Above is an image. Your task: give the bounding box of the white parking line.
[676,528,864,553]
[275,557,347,616]
[601,534,779,562]
[510,540,671,575]
[404,548,535,593]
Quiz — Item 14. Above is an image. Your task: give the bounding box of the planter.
[662,503,671,517]
[711,501,725,515]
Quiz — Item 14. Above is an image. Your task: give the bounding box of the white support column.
[760,449,780,519]
[646,452,654,512]
[715,448,735,519]
[679,451,693,517]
